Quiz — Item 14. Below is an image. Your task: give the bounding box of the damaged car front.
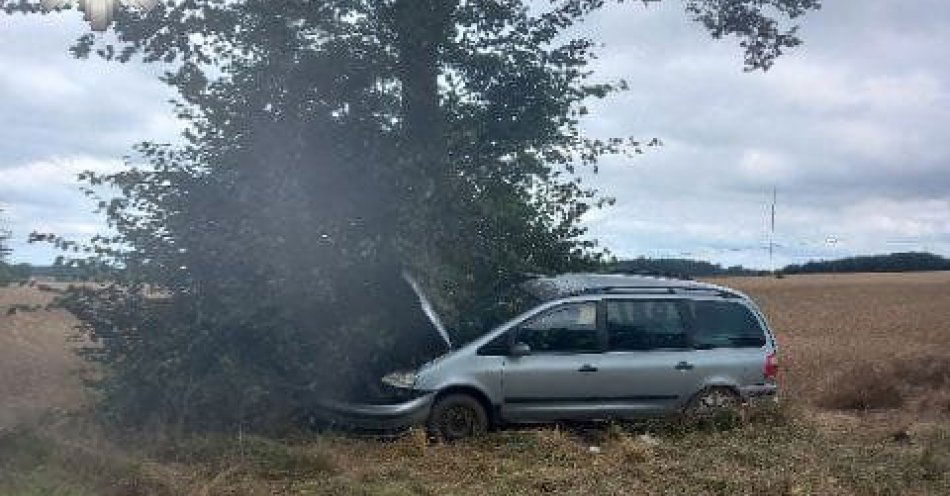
[312,273,456,432]
[316,367,439,432]
[314,272,536,434]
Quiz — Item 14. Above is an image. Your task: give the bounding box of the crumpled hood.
[402,271,452,350]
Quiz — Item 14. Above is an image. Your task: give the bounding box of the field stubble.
[710,272,950,417]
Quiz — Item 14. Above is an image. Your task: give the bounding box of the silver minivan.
[322,274,779,439]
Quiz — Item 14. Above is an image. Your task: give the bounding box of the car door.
[594,298,699,416]
[681,298,770,390]
[500,301,605,422]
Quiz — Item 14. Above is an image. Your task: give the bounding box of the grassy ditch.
[1,405,947,495]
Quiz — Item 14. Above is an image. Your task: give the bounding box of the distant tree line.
[781,252,950,274]
[11,252,948,287]
[606,257,765,278]
[0,262,31,286]
[607,252,950,278]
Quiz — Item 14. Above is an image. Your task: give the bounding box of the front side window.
[518,302,599,353]
[687,300,766,349]
[477,331,511,356]
[606,300,689,351]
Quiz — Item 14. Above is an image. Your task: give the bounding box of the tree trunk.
[391,0,454,160]
[388,0,458,269]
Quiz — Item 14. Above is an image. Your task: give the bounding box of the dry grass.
[0,284,88,430]
[3,411,948,495]
[708,272,950,418]
[2,273,950,494]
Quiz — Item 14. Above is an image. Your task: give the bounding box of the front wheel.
[426,393,488,441]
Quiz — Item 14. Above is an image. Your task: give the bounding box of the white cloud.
[0,60,82,102]
[0,156,124,190]
[844,198,950,238]
[819,118,915,161]
[739,150,793,184]
[861,73,944,109]
[766,61,946,112]
[765,60,859,109]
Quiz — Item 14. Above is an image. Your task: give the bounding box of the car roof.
[520,273,742,301]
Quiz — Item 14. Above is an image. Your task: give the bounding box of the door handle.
[675,361,694,371]
[578,364,599,373]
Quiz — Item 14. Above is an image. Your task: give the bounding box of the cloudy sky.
[1,1,949,268]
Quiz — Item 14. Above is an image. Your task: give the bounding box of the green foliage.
[4,0,819,430]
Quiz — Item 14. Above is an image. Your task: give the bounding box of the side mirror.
[510,342,531,357]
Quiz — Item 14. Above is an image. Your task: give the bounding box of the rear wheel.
[686,387,741,420]
[427,393,488,441]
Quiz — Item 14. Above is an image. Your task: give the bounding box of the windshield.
[451,284,541,345]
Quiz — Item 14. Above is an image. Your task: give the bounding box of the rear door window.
[606,300,690,351]
[518,302,600,353]
[687,300,766,349]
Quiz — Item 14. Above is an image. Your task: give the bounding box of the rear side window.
[606,300,689,351]
[518,302,599,353]
[687,301,766,349]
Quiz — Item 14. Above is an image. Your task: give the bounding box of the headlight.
[381,370,417,389]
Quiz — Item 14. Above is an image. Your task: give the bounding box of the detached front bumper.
[314,391,436,432]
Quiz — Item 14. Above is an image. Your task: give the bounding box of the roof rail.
[582,285,741,299]
[675,286,742,298]
[590,286,677,294]
[605,270,694,281]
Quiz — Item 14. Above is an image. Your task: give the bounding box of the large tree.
[4,0,819,429]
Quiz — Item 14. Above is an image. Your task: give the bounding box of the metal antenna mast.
[0,206,12,264]
[768,187,776,274]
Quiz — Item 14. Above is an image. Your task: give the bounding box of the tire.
[427,393,489,441]
[685,387,741,420]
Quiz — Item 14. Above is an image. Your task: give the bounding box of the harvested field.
[0,284,87,430]
[708,272,950,418]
